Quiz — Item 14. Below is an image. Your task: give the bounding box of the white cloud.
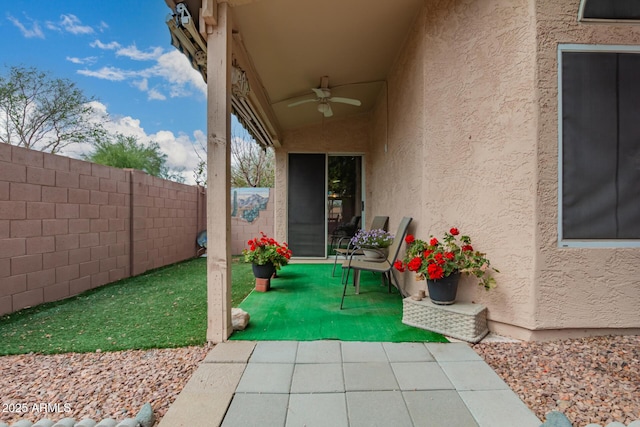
[98,21,109,32]
[90,39,121,50]
[147,88,167,101]
[60,14,93,35]
[132,78,148,91]
[7,14,44,39]
[77,66,129,81]
[63,101,203,185]
[153,50,207,96]
[116,44,164,61]
[45,21,61,32]
[79,45,206,100]
[66,56,97,65]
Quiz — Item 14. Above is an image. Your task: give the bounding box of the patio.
[155,262,540,426]
[158,340,542,427]
[230,262,446,342]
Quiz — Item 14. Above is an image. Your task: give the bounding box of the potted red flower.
[394,227,497,304]
[243,232,292,291]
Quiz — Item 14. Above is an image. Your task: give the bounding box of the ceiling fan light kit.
[287,76,362,117]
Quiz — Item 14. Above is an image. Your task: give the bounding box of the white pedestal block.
[402,297,489,343]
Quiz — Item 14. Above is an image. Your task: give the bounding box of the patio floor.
[158,340,542,427]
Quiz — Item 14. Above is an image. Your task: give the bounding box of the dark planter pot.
[252,262,275,279]
[426,272,461,305]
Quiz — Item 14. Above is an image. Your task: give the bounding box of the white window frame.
[557,44,640,248]
[578,0,640,23]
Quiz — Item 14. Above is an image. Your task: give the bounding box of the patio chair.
[331,215,389,277]
[340,216,412,309]
[329,215,361,251]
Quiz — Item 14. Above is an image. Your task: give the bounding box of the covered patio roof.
[165,0,423,146]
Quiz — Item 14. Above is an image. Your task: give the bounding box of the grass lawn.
[0,256,256,355]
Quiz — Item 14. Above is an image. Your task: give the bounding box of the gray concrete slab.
[179,363,246,394]
[439,361,510,391]
[287,393,349,427]
[346,391,414,427]
[403,390,479,427]
[221,393,288,427]
[341,341,388,362]
[235,362,294,393]
[291,363,345,393]
[296,340,342,363]
[159,340,542,427]
[391,362,454,390]
[425,342,484,361]
[343,362,399,391]
[249,341,298,363]
[203,341,256,363]
[459,389,542,427]
[383,342,434,362]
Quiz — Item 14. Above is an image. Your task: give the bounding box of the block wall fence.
[0,144,276,316]
[0,144,207,316]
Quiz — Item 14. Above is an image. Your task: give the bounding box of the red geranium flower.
[407,256,422,272]
[450,227,459,236]
[393,260,405,272]
[427,263,444,279]
[405,234,415,244]
[462,244,473,252]
[429,238,439,246]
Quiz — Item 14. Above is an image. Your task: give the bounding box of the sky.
[0,0,231,184]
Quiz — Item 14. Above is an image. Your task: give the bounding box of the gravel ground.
[0,336,638,426]
[474,335,640,426]
[0,345,210,426]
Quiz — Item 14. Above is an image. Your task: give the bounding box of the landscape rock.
[134,403,154,427]
[541,411,573,427]
[231,308,250,331]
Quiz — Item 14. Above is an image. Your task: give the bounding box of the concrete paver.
[291,363,344,393]
[403,390,479,427]
[286,393,348,427]
[391,361,454,390]
[162,341,542,427]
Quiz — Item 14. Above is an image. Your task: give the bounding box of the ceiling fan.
[287,76,362,117]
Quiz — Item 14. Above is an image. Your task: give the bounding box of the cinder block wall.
[0,144,205,316]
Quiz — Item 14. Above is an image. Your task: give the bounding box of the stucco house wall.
[366,0,640,340]
[533,0,640,338]
[368,0,539,337]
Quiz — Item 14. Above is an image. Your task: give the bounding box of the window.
[558,45,640,247]
[579,0,640,22]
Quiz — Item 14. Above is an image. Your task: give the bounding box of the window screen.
[581,0,640,20]
[561,50,640,240]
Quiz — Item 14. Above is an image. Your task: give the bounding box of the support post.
[206,1,232,343]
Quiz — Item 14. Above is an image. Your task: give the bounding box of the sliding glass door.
[288,154,363,258]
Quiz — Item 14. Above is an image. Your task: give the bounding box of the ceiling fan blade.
[312,88,330,98]
[324,103,333,117]
[288,98,318,107]
[329,97,361,106]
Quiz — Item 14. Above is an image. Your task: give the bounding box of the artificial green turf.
[231,263,448,342]
[0,257,257,355]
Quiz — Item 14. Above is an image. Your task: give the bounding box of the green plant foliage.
[85,133,184,183]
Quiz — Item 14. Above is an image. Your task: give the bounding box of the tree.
[0,65,104,153]
[85,133,185,183]
[193,120,275,188]
[230,127,274,188]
